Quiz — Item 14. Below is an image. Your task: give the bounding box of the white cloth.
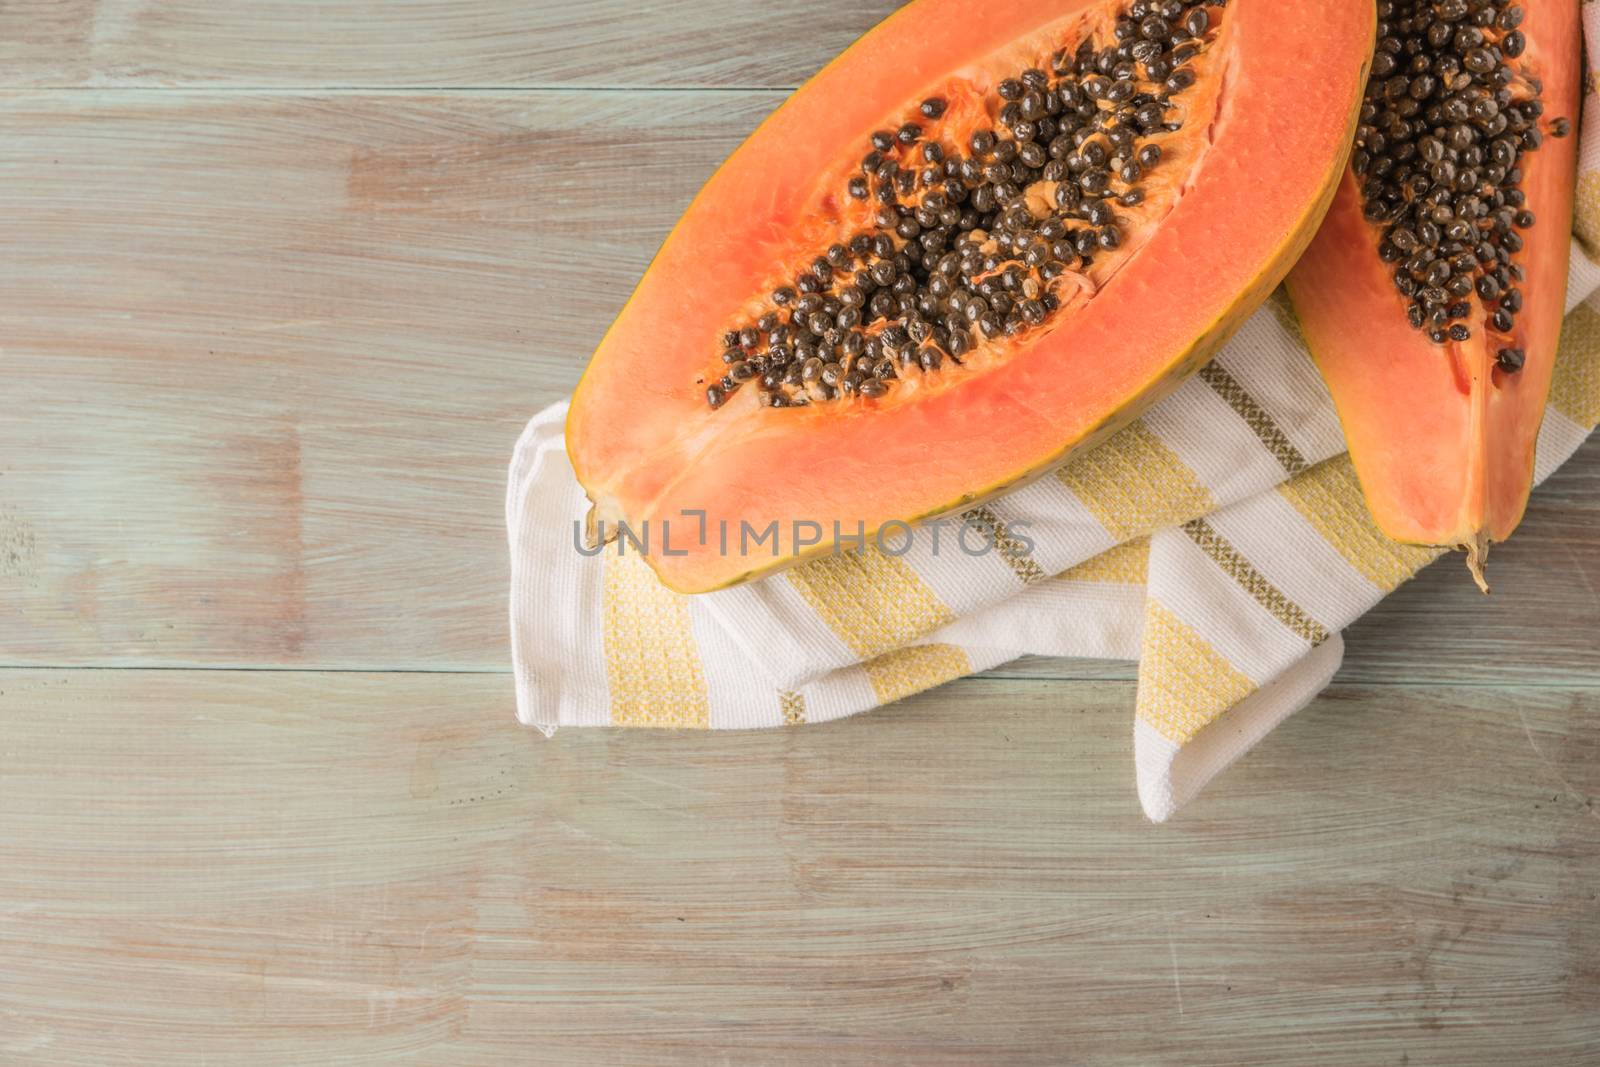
[506,20,1600,820]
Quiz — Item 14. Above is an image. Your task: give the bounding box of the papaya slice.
[567,0,1375,593]
[1286,0,1580,591]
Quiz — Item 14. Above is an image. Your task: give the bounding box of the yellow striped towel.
[506,28,1600,821]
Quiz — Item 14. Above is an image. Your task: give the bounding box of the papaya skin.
[1285,0,1580,593]
[567,0,1377,594]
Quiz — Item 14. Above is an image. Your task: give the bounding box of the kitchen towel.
[506,27,1600,821]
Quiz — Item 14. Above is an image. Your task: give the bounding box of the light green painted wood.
[0,0,902,89]
[2,670,1597,1065]
[1,4,1597,1063]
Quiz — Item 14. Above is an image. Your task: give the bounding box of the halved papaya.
[1286,0,1580,591]
[567,0,1375,593]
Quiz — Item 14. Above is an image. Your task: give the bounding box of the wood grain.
[1,669,1596,1065]
[0,90,772,668]
[6,6,1598,1065]
[2,89,1597,678]
[0,1,902,89]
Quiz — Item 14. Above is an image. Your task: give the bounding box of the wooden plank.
[0,0,902,90]
[2,90,1596,680]
[2,669,1596,1064]
[0,90,774,668]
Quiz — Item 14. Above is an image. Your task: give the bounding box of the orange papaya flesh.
[567,0,1375,593]
[1285,0,1580,592]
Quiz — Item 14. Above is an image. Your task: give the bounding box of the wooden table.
[3,4,1597,1063]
